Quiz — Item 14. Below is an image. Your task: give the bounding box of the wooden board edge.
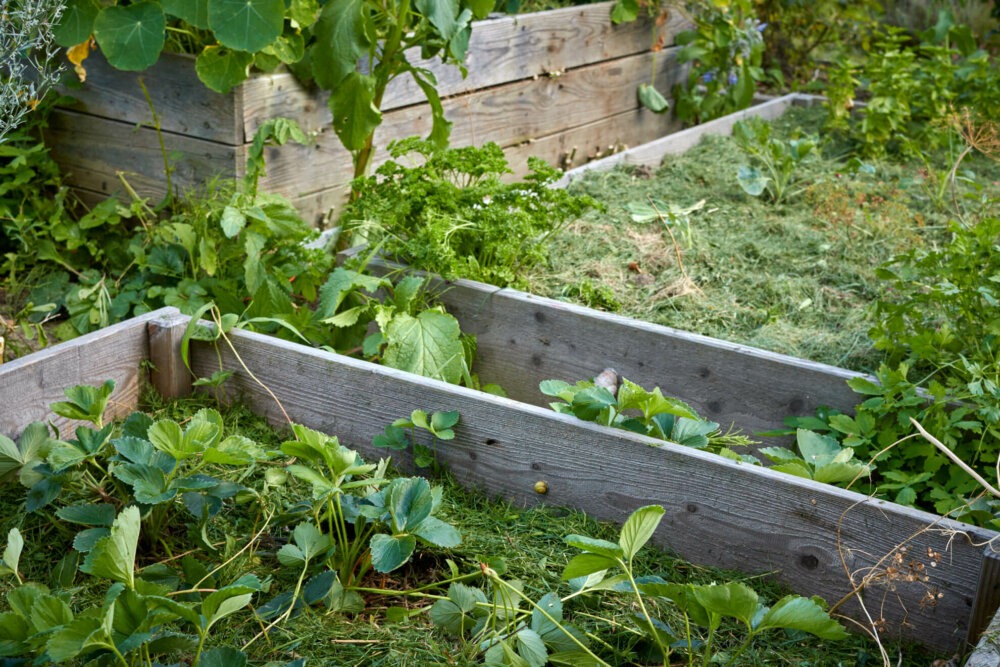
[147,308,194,400]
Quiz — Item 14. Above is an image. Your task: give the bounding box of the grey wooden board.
[380,270,865,442]
[0,309,174,438]
[241,3,690,136]
[968,605,1000,667]
[185,325,995,654]
[555,93,803,187]
[256,48,684,195]
[45,109,241,202]
[56,51,242,144]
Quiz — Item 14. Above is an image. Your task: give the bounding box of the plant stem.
[620,557,671,666]
[138,78,173,208]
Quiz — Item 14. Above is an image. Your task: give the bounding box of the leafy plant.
[733,116,818,204]
[760,428,872,484]
[672,0,767,125]
[540,373,757,461]
[373,408,461,471]
[346,138,599,288]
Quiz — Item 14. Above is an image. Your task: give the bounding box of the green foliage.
[345,138,599,288]
[760,428,872,484]
[672,0,766,125]
[540,374,758,461]
[732,116,818,204]
[825,16,1000,157]
[374,408,461,471]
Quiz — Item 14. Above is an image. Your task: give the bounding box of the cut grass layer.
[0,391,941,665]
[530,106,1000,373]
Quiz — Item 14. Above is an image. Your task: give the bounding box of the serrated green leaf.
[80,506,140,588]
[93,2,165,71]
[389,477,434,532]
[516,627,548,667]
[202,583,257,632]
[56,504,116,527]
[199,647,248,667]
[208,0,284,52]
[370,533,417,573]
[30,594,73,631]
[638,83,670,113]
[619,505,664,561]
[329,71,382,152]
[412,516,461,547]
[564,535,623,559]
[756,595,848,639]
[383,310,465,384]
[561,553,617,581]
[570,386,616,421]
[693,582,759,627]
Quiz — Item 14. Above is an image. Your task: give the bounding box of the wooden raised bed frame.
[2,306,998,659]
[45,3,690,223]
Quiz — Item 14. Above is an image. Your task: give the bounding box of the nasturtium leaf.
[619,505,664,561]
[93,2,165,71]
[412,516,461,547]
[196,46,253,94]
[162,0,210,28]
[561,553,617,581]
[370,534,417,573]
[692,582,759,628]
[288,0,320,26]
[756,595,849,639]
[737,165,770,197]
[638,83,670,113]
[54,0,101,47]
[263,31,305,64]
[383,310,465,384]
[81,506,140,588]
[208,0,283,53]
[311,0,370,89]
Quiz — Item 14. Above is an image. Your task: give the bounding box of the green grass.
[528,106,1000,373]
[0,392,941,665]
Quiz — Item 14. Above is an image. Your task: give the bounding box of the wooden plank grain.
[45,109,241,203]
[186,326,994,653]
[257,48,684,196]
[240,3,691,135]
[421,277,864,440]
[57,51,242,145]
[0,309,174,438]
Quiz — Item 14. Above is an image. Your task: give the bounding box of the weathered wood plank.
[56,50,242,145]
[257,48,684,195]
[387,273,862,440]
[0,309,171,438]
[45,109,241,203]
[241,3,690,135]
[186,325,994,653]
[968,606,1000,667]
[556,93,802,186]
[148,310,194,400]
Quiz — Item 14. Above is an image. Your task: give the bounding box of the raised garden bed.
[44,3,689,223]
[2,306,998,659]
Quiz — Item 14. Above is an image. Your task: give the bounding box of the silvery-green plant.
[0,0,66,142]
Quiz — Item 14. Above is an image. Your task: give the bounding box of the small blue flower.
[757,22,768,32]
[728,72,739,85]
[701,71,715,83]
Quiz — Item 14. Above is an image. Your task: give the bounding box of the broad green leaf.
[737,165,770,197]
[610,0,638,23]
[199,647,248,667]
[93,3,165,71]
[759,446,799,464]
[80,506,140,588]
[50,380,115,426]
[431,410,460,433]
[429,583,486,635]
[756,595,849,639]
[323,305,367,328]
[619,505,664,561]
[162,0,210,28]
[0,529,23,578]
[277,543,306,568]
[796,429,841,468]
[370,533,417,573]
[292,522,332,561]
[564,535,623,559]
[30,594,74,631]
[383,310,465,384]
[531,591,562,636]
[642,389,700,421]
[539,380,573,401]
[145,596,201,626]
[203,435,265,465]
[390,477,434,532]
[311,0,371,89]
[208,0,284,53]
[847,376,883,395]
[196,46,253,94]
[814,461,868,485]
[289,0,320,26]
[412,516,461,547]
[0,611,29,655]
[516,627,548,667]
[45,615,105,661]
[147,420,184,458]
[56,504,116,527]
[693,582,759,628]
[770,461,812,479]
[54,0,101,46]
[561,553,616,581]
[73,527,110,553]
[202,582,258,632]
[0,422,51,485]
[316,268,387,318]
[570,386,616,421]
[416,0,461,41]
[220,205,247,238]
[638,83,670,113]
[411,66,453,148]
[329,72,382,152]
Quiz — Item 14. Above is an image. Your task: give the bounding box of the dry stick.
[910,417,1000,499]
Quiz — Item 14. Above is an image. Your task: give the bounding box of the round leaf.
[93,2,165,72]
[195,46,253,94]
[54,0,101,47]
[208,0,284,53]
